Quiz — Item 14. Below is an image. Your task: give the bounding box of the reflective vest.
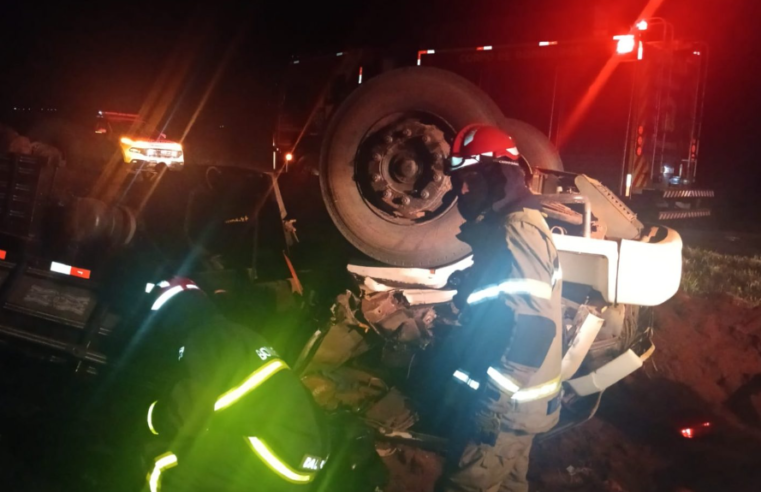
[452,208,563,433]
[142,290,327,491]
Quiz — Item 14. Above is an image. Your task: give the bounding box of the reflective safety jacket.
[143,290,328,492]
[453,206,563,433]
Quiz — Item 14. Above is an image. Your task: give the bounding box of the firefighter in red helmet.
[437,124,563,492]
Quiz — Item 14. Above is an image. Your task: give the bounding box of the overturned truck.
[274,67,683,442]
[0,67,682,451]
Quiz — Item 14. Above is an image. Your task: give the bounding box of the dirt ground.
[383,292,761,492]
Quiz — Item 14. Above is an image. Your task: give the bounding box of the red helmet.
[449,124,521,172]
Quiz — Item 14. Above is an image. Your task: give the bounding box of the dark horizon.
[2,0,759,227]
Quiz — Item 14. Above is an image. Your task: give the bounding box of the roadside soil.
[384,292,761,492]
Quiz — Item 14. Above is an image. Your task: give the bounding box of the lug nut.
[372,152,382,162]
[433,174,443,182]
[383,135,394,144]
[372,173,382,182]
[420,190,430,199]
[401,196,411,205]
[383,190,393,199]
[402,128,412,138]
[422,135,431,144]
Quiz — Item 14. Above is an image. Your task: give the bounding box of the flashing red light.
[0,250,6,260]
[681,428,694,439]
[614,35,636,54]
[285,153,294,162]
[636,20,648,31]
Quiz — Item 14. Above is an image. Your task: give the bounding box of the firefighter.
[137,278,329,492]
[437,125,563,492]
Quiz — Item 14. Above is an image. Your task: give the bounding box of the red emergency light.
[0,250,6,260]
[614,35,636,54]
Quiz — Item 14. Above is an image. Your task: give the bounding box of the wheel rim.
[355,113,456,226]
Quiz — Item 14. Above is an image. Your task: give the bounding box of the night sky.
[2,0,760,226]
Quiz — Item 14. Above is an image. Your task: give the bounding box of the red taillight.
[681,422,711,439]
[614,35,636,54]
[0,250,6,260]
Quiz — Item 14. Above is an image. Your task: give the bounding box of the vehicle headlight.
[129,147,145,155]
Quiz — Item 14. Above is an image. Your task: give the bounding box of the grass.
[681,247,761,305]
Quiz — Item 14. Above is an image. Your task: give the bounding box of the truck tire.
[498,118,563,172]
[321,68,495,267]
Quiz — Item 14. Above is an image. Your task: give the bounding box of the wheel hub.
[359,119,452,223]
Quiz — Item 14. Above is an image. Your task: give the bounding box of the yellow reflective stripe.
[487,367,521,393]
[148,452,178,492]
[512,376,562,402]
[488,368,562,401]
[453,369,481,390]
[214,359,288,412]
[147,401,159,435]
[247,437,314,484]
[467,278,552,305]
